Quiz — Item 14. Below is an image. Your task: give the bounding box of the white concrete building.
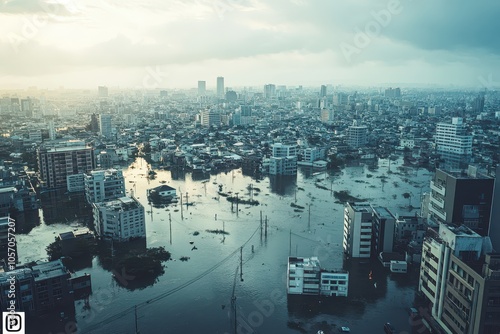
[343,202,373,258]
[435,117,472,170]
[93,196,145,242]
[84,169,126,204]
[287,256,348,297]
[200,110,221,127]
[419,224,484,320]
[270,143,297,175]
[347,120,368,148]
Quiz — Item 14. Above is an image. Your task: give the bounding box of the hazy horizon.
[2,0,500,90]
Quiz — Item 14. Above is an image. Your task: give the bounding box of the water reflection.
[269,175,297,196]
[39,189,92,225]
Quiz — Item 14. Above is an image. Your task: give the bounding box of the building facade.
[93,196,145,242]
[347,121,368,148]
[287,256,348,297]
[37,141,96,190]
[435,117,473,171]
[84,169,126,204]
[343,202,373,258]
[269,143,297,175]
[428,167,494,236]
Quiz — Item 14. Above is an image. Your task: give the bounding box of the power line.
[84,225,262,332]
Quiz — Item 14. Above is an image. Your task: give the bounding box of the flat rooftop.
[31,260,69,282]
[372,206,395,219]
[349,202,372,212]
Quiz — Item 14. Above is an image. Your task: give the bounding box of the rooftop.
[31,259,69,282]
[371,206,395,219]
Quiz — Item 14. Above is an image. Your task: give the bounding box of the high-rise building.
[385,87,401,98]
[269,143,297,175]
[198,81,206,96]
[200,110,221,127]
[48,120,56,140]
[435,117,472,170]
[418,224,500,333]
[321,108,334,123]
[428,167,494,236]
[99,114,113,138]
[98,86,108,98]
[84,169,126,204]
[37,141,95,190]
[371,206,396,253]
[473,94,485,113]
[93,196,145,241]
[264,84,276,99]
[489,165,500,251]
[216,77,224,98]
[21,98,32,117]
[347,120,368,148]
[320,85,327,97]
[343,202,373,258]
[333,93,347,106]
[90,113,99,133]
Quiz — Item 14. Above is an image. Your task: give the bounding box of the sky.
[1,0,500,90]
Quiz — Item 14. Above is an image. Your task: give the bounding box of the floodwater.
[16,157,433,334]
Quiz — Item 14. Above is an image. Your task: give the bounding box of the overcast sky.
[1,0,500,90]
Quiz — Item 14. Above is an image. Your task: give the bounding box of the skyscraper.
[99,114,112,138]
[198,81,206,96]
[264,84,276,99]
[435,117,472,170]
[98,86,108,98]
[320,85,327,97]
[216,77,224,98]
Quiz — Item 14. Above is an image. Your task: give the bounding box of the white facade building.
[84,169,126,204]
[419,224,484,319]
[270,143,297,175]
[347,121,368,148]
[92,196,145,242]
[287,257,348,297]
[435,117,472,170]
[200,110,221,127]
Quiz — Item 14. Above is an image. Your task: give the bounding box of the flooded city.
[16,156,431,333]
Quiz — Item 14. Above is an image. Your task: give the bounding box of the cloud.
[0,0,499,88]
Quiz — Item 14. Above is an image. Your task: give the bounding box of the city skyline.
[1,0,500,90]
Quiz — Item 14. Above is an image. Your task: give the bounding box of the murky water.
[16,157,432,334]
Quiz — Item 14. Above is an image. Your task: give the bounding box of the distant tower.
[216,77,224,98]
[99,114,112,138]
[198,81,206,96]
[48,120,56,140]
[90,113,99,133]
[98,86,108,98]
[435,117,472,170]
[264,84,276,99]
[320,85,327,98]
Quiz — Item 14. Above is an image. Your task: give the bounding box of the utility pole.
[169,213,172,245]
[265,216,268,239]
[235,192,239,216]
[223,221,225,243]
[185,192,189,209]
[135,305,139,334]
[308,204,311,232]
[289,229,292,256]
[240,247,243,281]
[180,191,183,219]
[260,211,263,240]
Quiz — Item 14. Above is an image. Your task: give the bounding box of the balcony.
[429,205,446,221]
[431,181,446,196]
[430,194,445,209]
